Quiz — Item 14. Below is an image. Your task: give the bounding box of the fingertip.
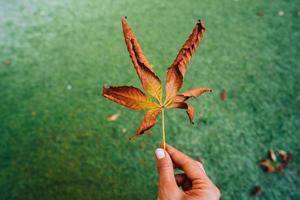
[196,161,206,174]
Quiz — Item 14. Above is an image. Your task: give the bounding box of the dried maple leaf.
[102,17,211,147]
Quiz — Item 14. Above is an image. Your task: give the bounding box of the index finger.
[165,144,207,181]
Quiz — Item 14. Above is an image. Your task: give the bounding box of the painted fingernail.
[155,148,165,159]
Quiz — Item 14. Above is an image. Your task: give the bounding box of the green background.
[0,0,299,199]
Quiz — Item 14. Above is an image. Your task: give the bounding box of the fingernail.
[155,148,165,159]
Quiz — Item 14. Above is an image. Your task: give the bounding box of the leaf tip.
[196,19,206,31]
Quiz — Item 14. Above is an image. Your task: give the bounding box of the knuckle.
[157,162,172,171]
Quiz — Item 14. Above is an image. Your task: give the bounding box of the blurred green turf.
[0,0,300,199]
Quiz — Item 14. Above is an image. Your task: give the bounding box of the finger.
[165,144,207,181]
[196,161,206,174]
[155,148,178,191]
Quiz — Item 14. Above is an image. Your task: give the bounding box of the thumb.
[155,148,178,190]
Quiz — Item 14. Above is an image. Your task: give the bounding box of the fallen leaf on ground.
[256,10,264,16]
[260,159,282,172]
[219,89,227,101]
[278,150,292,163]
[250,185,262,197]
[3,59,11,65]
[259,149,293,173]
[106,112,121,122]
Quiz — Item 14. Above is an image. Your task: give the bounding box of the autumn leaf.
[3,59,11,65]
[219,89,227,101]
[102,17,212,146]
[259,149,293,173]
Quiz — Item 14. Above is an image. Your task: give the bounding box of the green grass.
[1,0,300,199]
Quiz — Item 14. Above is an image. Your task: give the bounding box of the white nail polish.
[155,148,165,159]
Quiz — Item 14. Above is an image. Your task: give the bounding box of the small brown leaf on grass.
[250,185,262,197]
[106,112,121,122]
[259,149,293,173]
[256,10,264,17]
[260,159,282,172]
[219,89,227,101]
[3,59,11,65]
[278,150,292,163]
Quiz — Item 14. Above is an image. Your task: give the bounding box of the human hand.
[155,144,220,200]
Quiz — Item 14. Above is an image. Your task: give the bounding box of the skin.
[155,144,221,200]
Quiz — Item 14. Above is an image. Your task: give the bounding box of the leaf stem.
[161,108,166,150]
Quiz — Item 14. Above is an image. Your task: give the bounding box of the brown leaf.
[256,10,264,17]
[220,89,227,101]
[259,150,293,173]
[259,159,282,173]
[250,185,262,197]
[3,59,11,65]
[165,20,206,102]
[106,112,120,122]
[278,150,292,163]
[122,17,162,102]
[31,111,36,117]
[102,86,158,110]
[131,108,161,140]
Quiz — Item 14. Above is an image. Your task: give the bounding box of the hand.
[155,144,220,200]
